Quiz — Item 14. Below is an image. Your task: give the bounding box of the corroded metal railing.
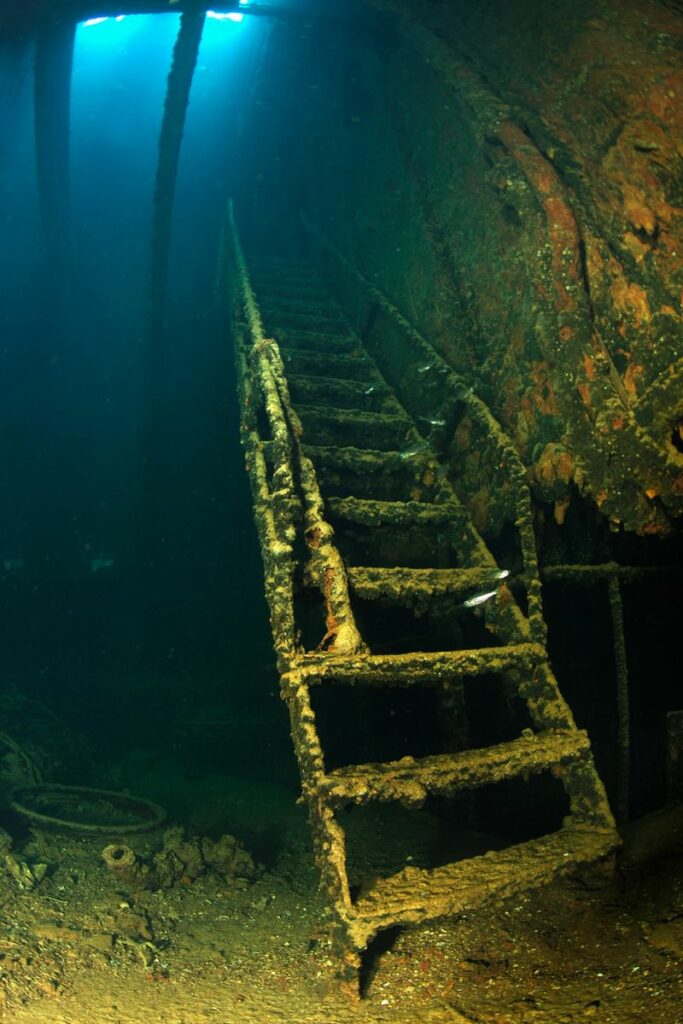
[225,202,363,665]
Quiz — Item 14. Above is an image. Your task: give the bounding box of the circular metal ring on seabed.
[9,784,166,835]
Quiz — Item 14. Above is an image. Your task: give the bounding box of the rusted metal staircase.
[222,204,618,988]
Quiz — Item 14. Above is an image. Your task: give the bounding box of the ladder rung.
[260,298,335,313]
[298,642,546,685]
[289,373,389,394]
[346,566,503,602]
[317,729,590,807]
[288,375,399,412]
[274,333,359,354]
[283,351,375,381]
[327,497,466,528]
[267,314,350,334]
[253,283,327,300]
[346,824,617,943]
[248,263,317,280]
[296,406,410,431]
[296,406,411,450]
[304,445,431,472]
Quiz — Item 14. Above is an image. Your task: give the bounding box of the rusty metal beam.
[136,9,204,585]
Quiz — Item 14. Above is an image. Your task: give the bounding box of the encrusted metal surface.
[316,729,592,807]
[224,206,618,988]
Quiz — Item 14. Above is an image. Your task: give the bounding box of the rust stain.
[622,362,644,398]
[530,361,559,416]
[577,381,592,410]
[609,279,652,328]
[534,443,575,488]
[622,184,657,237]
[554,497,571,525]
[582,354,597,381]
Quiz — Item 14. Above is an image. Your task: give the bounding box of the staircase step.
[288,375,397,411]
[346,565,508,604]
[296,405,412,450]
[252,282,328,301]
[327,497,467,528]
[304,445,439,502]
[274,333,360,356]
[264,311,350,334]
[305,445,434,471]
[298,642,546,685]
[347,824,617,944]
[248,260,317,279]
[260,298,338,315]
[318,729,591,806]
[282,350,375,381]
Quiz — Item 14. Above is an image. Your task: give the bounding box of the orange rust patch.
[498,120,580,307]
[534,443,574,488]
[577,381,592,409]
[610,279,652,328]
[560,325,574,342]
[645,488,657,500]
[622,231,651,264]
[623,362,644,398]
[622,185,657,236]
[582,354,597,381]
[544,195,578,239]
[554,497,571,525]
[612,416,624,430]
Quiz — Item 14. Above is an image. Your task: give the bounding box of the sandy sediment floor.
[0,796,682,1024]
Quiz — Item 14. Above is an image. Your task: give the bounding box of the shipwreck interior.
[0,1,682,1021]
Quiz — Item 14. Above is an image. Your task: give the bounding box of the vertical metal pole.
[146,9,206,381]
[137,10,205,587]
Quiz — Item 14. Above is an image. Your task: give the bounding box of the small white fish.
[399,441,430,460]
[417,363,433,374]
[363,385,375,395]
[494,569,510,580]
[461,589,498,609]
[419,416,446,427]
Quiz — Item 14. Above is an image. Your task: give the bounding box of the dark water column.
[137,10,205,610]
[29,19,77,574]
[34,17,75,333]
